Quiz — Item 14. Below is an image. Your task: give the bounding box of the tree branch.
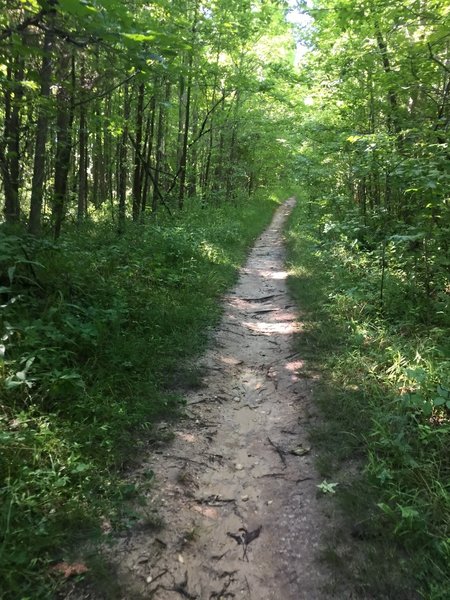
[127,133,173,217]
[428,43,450,74]
[73,71,140,108]
[0,8,49,41]
[188,92,227,148]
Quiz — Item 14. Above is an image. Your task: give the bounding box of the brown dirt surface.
[73,199,345,599]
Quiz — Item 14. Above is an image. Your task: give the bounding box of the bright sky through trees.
[286,0,312,64]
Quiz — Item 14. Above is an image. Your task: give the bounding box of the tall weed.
[285,196,450,599]
[0,190,280,597]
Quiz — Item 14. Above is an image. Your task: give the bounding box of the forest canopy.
[0,0,449,598]
[0,0,298,234]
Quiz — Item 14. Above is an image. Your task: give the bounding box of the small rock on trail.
[77,199,338,599]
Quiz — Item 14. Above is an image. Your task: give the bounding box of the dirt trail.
[95,199,335,599]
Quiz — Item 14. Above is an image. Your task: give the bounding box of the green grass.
[0,189,282,599]
[285,196,450,600]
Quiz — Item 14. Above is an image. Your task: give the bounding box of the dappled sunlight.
[285,359,304,373]
[217,355,244,366]
[271,311,298,322]
[284,360,304,382]
[227,297,256,309]
[256,269,289,280]
[199,240,230,265]
[176,432,197,443]
[242,320,301,335]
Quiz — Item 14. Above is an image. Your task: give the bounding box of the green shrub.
[0,190,280,598]
[286,195,450,599]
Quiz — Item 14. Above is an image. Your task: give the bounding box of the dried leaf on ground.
[50,562,89,578]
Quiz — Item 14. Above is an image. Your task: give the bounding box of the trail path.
[97,199,334,599]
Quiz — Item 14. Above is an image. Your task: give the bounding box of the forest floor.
[70,199,347,600]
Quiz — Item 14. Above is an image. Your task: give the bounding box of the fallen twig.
[244,575,252,599]
[169,570,197,599]
[197,494,235,506]
[241,294,280,302]
[227,526,262,561]
[211,549,230,561]
[164,455,217,470]
[221,328,246,337]
[148,568,168,585]
[210,571,237,598]
[187,396,224,406]
[267,437,287,468]
[256,472,289,479]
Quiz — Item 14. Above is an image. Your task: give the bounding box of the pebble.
[235,463,244,470]
[241,495,249,502]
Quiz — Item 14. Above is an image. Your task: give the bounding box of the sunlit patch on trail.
[217,356,244,366]
[271,311,298,322]
[192,504,219,520]
[176,432,197,443]
[256,269,289,280]
[242,320,301,335]
[285,360,304,372]
[284,360,304,381]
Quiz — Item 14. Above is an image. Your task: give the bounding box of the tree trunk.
[132,81,144,221]
[178,6,197,210]
[178,72,191,209]
[141,95,156,215]
[212,93,226,195]
[104,96,114,219]
[226,92,239,202]
[375,23,400,135]
[53,53,75,239]
[188,105,198,197]
[118,84,130,234]
[152,80,168,215]
[1,58,24,224]
[77,60,88,223]
[91,99,103,208]
[28,29,53,235]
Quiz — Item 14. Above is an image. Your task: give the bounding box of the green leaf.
[317,480,339,494]
[433,397,446,407]
[122,32,157,42]
[58,0,98,17]
[72,462,90,473]
[398,505,419,520]
[437,384,449,398]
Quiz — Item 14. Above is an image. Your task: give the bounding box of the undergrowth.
[0,190,280,599]
[285,196,450,599]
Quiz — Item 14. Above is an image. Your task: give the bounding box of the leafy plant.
[286,195,450,599]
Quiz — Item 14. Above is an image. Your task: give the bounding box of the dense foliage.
[0,0,296,233]
[0,0,449,597]
[287,0,449,598]
[0,192,282,597]
[287,198,449,599]
[296,0,449,319]
[0,0,296,596]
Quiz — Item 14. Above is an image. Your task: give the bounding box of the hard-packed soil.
[74,199,339,599]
